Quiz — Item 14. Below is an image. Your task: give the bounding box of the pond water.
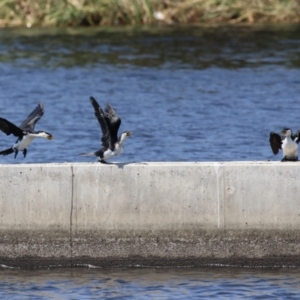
[1,267,300,299]
[1,25,300,298]
[0,25,300,163]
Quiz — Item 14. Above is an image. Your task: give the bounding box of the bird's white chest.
[282,138,298,158]
[13,135,35,150]
[103,143,124,160]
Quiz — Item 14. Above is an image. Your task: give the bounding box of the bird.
[81,96,132,164]
[0,103,53,159]
[269,128,300,161]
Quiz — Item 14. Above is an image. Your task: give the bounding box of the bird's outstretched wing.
[292,129,300,144]
[19,103,44,131]
[104,103,121,145]
[0,147,14,156]
[269,132,282,155]
[90,96,111,149]
[0,118,23,138]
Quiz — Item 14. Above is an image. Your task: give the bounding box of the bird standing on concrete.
[0,103,53,158]
[269,128,300,161]
[81,96,132,164]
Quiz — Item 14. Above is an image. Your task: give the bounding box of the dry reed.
[0,0,299,27]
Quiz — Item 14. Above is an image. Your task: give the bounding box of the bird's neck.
[118,134,127,145]
[27,132,47,138]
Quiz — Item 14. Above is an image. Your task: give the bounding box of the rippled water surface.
[1,267,300,299]
[1,24,300,297]
[1,25,300,163]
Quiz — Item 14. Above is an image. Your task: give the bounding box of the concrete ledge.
[0,162,300,268]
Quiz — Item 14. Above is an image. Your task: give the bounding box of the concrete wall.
[0,161,300,268]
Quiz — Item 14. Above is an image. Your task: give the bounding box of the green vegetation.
[0,0,299,27]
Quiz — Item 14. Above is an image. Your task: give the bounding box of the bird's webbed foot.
[23,149,27,158]
[281,156,298,162]
[99,159,112,164]
[14,150,19,159]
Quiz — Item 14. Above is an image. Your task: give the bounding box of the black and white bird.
[0,103,53,159]
[269,128,300,161]
[81,96,132,163]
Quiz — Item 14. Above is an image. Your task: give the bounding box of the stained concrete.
[0,162,300,268]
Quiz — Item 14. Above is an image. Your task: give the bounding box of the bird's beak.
[127,132,132,137]
[281,130,286,135]
[47,135,54,140]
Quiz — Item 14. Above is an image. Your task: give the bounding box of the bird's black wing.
[292,129,300,144]
[269,132,282,155]
[104,103,121,145]
[90,97,111,149]
[0,118,23,138]
[20,103,44,131]
[0,147,14,156]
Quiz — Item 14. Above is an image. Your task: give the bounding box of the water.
[1,267,300,299]
[0,25,300,163]
[1,25,300,297]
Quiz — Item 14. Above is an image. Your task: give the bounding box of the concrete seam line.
[214,162,221,228]
[70,165,74,267]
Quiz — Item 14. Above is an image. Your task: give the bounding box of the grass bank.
[0,0,300,27]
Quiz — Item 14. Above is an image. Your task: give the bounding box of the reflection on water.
[1,25,300,69]
[0,25,300,164]
[1,267,300,299]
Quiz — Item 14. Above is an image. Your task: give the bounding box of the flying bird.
[81,96,132,164]
[269,128,300,161]
[0,103,53,158]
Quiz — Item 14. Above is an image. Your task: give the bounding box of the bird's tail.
[79,151,96,157]
[0,148,14,156]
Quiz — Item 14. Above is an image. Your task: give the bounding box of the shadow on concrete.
[114,162,148,169]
